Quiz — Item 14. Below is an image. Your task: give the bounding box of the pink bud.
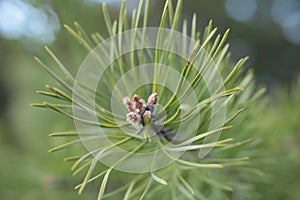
[123,97,135,112]
[147,93,158,110]
[126,112,141,125]
[143,110,151,120]
[132,94,145,114]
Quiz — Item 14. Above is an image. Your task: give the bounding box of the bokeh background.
[0,0,299,199]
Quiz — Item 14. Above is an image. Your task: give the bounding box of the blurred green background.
[0,0,299,199]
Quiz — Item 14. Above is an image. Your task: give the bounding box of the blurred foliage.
[256,77,300,200]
